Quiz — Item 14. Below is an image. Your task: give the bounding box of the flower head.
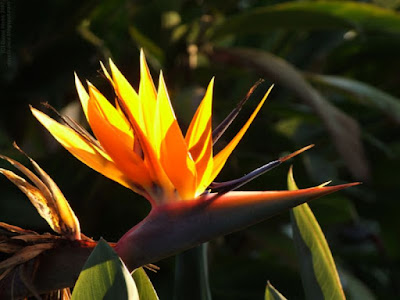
[31,50,275,205]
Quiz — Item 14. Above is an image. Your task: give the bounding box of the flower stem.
[173,243,212,300]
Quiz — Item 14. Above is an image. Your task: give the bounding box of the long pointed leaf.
[307,73,400,124]
[132,267,159,300]
[265,281,287,300]
[210,1,400,39]
[289,168,346,300]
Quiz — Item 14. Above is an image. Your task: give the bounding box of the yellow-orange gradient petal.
[156,72,197,199]
[108,83,177,203]
[108,59,145,132]
[209,85,274,186]
[185,79,214,192]
[87,85,152,189]
[74,73,89,121]
[86,82,132,136]
[31,108,136,191]
[139,50,158,144]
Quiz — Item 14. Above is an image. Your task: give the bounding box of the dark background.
[1,0,400,299]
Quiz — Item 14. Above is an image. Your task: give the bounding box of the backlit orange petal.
[108,59,145,132]
[156,72,197,199]
[113,85,176,204]
[74,73,89,120]
[185,78,214,154]
[31,108,136,191]
[209,85,273,185]
[185,79,214,191]
[139,49,158,143]
[87,85,152,188]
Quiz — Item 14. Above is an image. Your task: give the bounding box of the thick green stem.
[174,243,212,300]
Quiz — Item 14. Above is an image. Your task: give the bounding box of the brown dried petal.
[0,243,55,270]
[0,222,38,235]
[0,169,62,234]
[11,234,61,243]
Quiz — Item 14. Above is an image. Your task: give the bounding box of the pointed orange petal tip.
[279,144,315,162]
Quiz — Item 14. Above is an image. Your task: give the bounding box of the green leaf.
[71,239,139,300]
[288,167,345,300]
[307,73,400,124]
[265,281,287,300]
[132,267,159,300]
[210,1,400,39]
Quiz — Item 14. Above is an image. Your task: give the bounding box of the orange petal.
[209,85,273,185]
[87,85,152,189]
[156,72,197,199]
[74,73,89,121]
[185,78,215,192]
[108,59,145,132]
[31,108,137,191]
[110,83,176,204]
[139,49,158,142]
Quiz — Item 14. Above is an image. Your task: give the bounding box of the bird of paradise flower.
[30,50,358,270]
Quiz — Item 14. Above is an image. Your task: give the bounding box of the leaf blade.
[72,239,139,300]
[211,1,400,39]
[265,281,287,300]
[132,267,159,300]
[307,73,400,124]
[289,168,346,300]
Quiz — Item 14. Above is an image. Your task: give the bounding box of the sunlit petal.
[156,72,197,199]
[87,85,152,190]
[110,83,176,203]
[139,49,158,143]
[74,73,89,121]
[185,78,215,192]
[209,85,273,185]
[31,108,137,191]
[108,59,145,132]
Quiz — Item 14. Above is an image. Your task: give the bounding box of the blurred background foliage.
[1,0,400,299]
